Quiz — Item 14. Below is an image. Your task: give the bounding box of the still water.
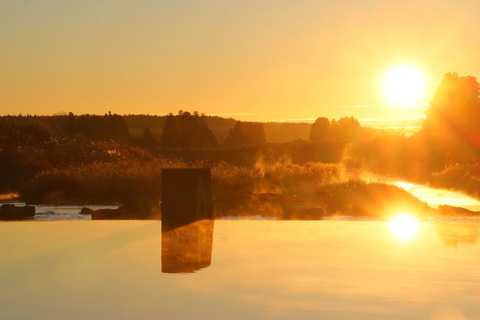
[1,203,119,220]
[0,220,479,319]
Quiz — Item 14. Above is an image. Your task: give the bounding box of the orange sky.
[1,0,480,125]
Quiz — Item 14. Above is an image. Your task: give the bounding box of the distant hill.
[123,114,311,143]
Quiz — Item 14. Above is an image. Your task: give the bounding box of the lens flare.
[389,214,420,240]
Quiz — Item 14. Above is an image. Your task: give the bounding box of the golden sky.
[1,0,480,123]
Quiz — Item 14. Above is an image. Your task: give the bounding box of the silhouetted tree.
[330,117,361,143]
[421,72,480,165]
[161,111,217,150]
[309,117,361,144]
[142,128,158,148]
[224,121,266,146]
[66,112,129,141]
[161,113,179,149]
[310,117,331,143]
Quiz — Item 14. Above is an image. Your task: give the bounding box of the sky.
[1,0,480,126]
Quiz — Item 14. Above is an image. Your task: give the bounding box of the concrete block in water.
[161,168,214,230]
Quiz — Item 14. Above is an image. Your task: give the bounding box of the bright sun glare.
[381,65,426,106]
[389,214,420,240]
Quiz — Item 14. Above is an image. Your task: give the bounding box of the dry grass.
[19,156,432,219]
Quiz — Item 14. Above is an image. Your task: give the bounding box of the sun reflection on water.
[389,214,420,240]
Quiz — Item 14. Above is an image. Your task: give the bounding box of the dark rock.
[0,204,35,220]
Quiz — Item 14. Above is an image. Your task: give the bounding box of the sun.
[389,214,420,240]
[381,65,426,106]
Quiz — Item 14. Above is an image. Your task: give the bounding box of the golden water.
[0,220,478,319]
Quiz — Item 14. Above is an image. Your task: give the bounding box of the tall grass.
[21,159,173,204]
[20,158,430,219]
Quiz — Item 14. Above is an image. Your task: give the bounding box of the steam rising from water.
[391,181,480,211]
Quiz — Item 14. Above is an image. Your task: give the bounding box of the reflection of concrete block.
[162,219,214,273]
[161,168,214,230]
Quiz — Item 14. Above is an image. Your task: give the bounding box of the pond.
[0,220,479,319]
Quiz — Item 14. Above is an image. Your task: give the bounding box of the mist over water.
[391,180,480,211]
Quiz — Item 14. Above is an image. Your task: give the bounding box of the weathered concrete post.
[161,168,214,231]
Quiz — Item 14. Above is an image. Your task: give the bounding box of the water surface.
[0,220,478,319]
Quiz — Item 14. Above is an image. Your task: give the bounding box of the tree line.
[1,71,480,198]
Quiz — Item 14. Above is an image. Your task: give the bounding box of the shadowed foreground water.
[0,220,479,319]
